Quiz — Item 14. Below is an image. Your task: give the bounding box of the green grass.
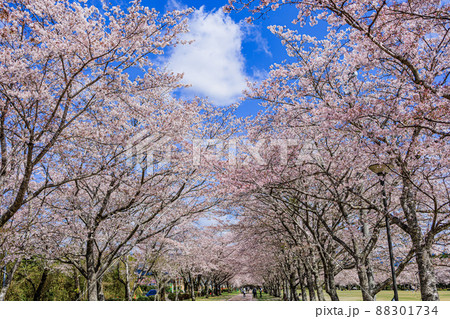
[189,290,450,301]
[255,292,282,301]
[195,291,240,301]
[316,290,450,301]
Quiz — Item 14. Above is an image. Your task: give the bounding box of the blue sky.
[88,0,329,117]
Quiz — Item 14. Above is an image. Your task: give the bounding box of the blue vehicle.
[145,289,157,297]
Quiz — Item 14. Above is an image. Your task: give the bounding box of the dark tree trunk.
[297,266,307,301]
[159,282,167,301]
[299,277,307,301]
[274,280,281,297]
[324,263,339,301]
[289,272,299,301]
[304,265,317,301]
[33,267,50,301]
[189,273,195,301]
[312,264,325,301]
[282,280,289,301]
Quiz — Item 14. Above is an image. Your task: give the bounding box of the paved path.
[228,293,254,301]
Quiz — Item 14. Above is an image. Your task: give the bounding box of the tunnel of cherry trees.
[0,0,449,302]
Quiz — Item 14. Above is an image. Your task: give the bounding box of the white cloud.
[166,6,248,106]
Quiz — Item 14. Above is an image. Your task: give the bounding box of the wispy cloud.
[165,0,187,11]
[240,22,272,57]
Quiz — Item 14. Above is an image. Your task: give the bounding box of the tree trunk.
[356,262,374,301]
[312,265,325,301]
[215,283,220,296]
[401,177,439,301]
[324,263,339,301]
[282,280,289,300]
[0,259,20,301]
[297,266,307,301]
[86,234,98,301]
[124,260,132,301]
[195,275,201,292]
[189,273,195,301]
[274,280,281,297]
[304,265,317,301]
[415,244,439,301]
[289,272,299,301]
[361,208,376,298]
[74,268,81,301]
[299,277,307,301]
[86,272,98,301]
[159,282,167,301]
[175,278,178,301]
[365,258,376,298]
[33,267,50,301]
[96,275,105,301]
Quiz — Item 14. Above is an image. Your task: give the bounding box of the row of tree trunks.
[1,259,50,301]
[297,267,308,301]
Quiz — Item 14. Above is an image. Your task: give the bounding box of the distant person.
[242,288,246,297]
[259,288,262,297]
[252,288,257,298]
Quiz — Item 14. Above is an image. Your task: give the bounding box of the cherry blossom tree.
[225,0,450,301]
[0,0,191,228]
[0,196,50,300]
[1,0,242,302]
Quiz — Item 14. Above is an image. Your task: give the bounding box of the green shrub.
[179,293,191,300]
[166,292,193,301]
[167,293,176,301]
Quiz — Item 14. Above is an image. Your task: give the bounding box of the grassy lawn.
[195,291,240,301]
[255,293,282,301]
[317,290,450,301]
[187,290,450,301]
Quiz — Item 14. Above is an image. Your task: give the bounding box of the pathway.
[228,293,254,301]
